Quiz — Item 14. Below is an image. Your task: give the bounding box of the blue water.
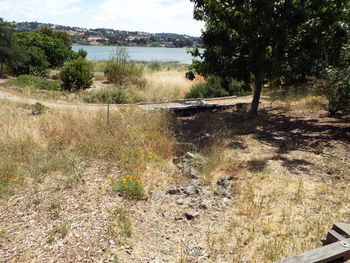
[72,45,194,64]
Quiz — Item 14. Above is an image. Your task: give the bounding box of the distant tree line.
[13,21,201,48]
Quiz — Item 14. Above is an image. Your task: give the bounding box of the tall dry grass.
[0,100,176,195]
[134,70,203,102]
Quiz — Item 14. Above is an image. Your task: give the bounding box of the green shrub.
[185,76,243,99]
[104,47,142,87]
[14,75,62,91]
[82,88,139,104]
[31,102,46,115]
[148,62,161,71]
[110,173,144,200]
[77,48,87,58]
[60,58,93,92]
[323,66,350,114]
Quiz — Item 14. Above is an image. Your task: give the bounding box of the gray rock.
[217,176,234,188]
[162,211,172,218]
[184,211,199,220]
[150,190,165,200]
[175,198,185,205]
[184,184,200,196]
[184,152,204,161]
[183,166,199,179]
[189,247,206,257]
[199,199,211,209]
[214,185,231,197]
[167,185,181,195]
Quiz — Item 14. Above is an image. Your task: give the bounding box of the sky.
[0,0,204,36]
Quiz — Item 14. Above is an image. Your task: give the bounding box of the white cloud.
[0,0,204,36]
[0,0,82,20]
[0,2,9,12]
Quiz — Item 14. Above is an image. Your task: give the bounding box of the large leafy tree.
[9,32,77,76]
[0,18,17,77]
[189,0,349,115]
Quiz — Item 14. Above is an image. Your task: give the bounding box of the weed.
[46,234,55,244]
[0,228,7,236]
[32,198,42,206]
[107,208,132,241]
[110,171,144,200]
[31,102,46,115]
[50,200,60,211]
[53,221,71,238]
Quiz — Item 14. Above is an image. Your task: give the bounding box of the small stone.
[182,165,199,179]
[162,211,171,218]
[185,211,199,220]
[199,199,211,209]
[150,190,165,200]
[217,176,233,188]
[189,247,206,257]
[175,198,184,205]
[109,240,115,245]
[184,184,200,196]
[214,185,231,197]
[167,185,181,195]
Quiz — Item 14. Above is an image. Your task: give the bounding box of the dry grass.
[1,85,349,262]
[200,140,350,262]
[0,99,176,196]
[184,108,350,262]
[134,70,203,102]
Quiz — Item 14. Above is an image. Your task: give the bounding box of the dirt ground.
[1,100,350,263]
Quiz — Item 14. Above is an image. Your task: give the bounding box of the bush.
[110,173,144,200]
[14,75,62,91]
[185,76,243,99]
[60,58,93,92]
[324,66,350,114]
[148,62,161,71]
[77,48,87,58]
[104,47,142,87]
[31,102,46,115]
[82,88,139,104]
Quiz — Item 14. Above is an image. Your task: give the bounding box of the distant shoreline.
[71,44,195,49]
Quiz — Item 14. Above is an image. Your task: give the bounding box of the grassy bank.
[0,100,175,196]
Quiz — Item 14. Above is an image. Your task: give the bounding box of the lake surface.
[72,45,194,64]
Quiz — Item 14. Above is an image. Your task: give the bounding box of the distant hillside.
[12,21,201,48]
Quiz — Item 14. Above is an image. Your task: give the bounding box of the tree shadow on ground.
[171,106,350,173]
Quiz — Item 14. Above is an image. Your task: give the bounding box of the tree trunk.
[0,62,3,78]
[250,71,264,116]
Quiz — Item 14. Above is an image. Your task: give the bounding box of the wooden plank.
[323,230,348,245]
[333,223,350,237]
[275,239,350,263]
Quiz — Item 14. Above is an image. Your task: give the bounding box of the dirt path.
[0,87,253,112]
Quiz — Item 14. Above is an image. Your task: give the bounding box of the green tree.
[0,18,16,77]
[8,32,77,75]
[60,57,93,92]
[104,47,141,87]
[36,26,72,46]
[189,0,349,115]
